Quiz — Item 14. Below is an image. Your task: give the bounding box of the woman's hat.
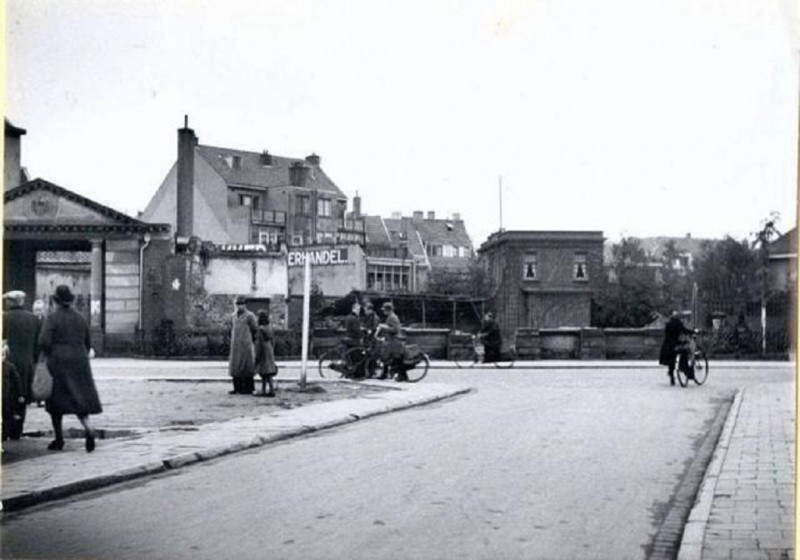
[53,285,75,304]
[381,301,394,311]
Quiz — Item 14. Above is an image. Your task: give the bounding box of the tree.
[593,238,662,327]
[693,236,759,321]
[425,258,494,297]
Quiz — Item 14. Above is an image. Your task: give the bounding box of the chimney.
[452,212,461,221]
[4,119,26,192]
[391,211,401,219]
[353,192,361,218]
[305,153,320,166]
[412,211,423,221]
[289,162,309,187]
[260,150,272,166]
[176,115,197,237]
[427,211,435,220]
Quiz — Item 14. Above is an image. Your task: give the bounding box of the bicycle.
[344,337,430,383]
[675,331,709,387]
[453,334,516,369]
[318,344,359,379]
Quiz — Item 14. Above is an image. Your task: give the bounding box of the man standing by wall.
[229,296,257,394]
[3,291,41,436]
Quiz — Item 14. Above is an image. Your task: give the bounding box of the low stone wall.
[510,327,663,361]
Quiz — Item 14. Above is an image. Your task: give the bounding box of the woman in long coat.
[254,311,278,397]
[229,296,257,394]
[38,285,102,452]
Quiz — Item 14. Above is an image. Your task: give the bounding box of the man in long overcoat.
[229,296,257,394]
[3,291,40,434]
[377,301,407,382]
[659,310,694,386]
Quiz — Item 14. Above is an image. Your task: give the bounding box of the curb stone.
[1,384,471,513]
[677,388,745,560]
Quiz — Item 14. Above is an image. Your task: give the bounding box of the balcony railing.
[251,209,287,225]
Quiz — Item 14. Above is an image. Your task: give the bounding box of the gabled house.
[141,119,365,248]
[767,227,797,293]
[363,210,474,293]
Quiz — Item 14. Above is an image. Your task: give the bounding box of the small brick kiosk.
[478,230,605,340]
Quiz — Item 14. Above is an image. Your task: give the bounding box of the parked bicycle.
[675,331,709,387]
[318,344,359,379]
[453,334,516,369]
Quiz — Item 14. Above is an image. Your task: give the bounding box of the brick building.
[141,119,365,248]
[478,230,604,338]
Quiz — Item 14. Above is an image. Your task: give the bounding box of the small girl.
[254,311,278,397]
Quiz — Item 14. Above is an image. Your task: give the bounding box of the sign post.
[300,255,311,389]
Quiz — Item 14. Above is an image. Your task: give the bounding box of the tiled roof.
[411,218,473,249]
[768,227,796,256]
[196,145,345,198]
[364,215,390,245]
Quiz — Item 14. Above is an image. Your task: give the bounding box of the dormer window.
[574,253,588,281]
[232,155,242,170]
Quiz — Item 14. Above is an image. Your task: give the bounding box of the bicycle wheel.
[675,357,689,387]
[404,354,430,383]
[318,349,344,378]
[493,347,517,369]
[453,349,477,369]
[692,351,709,385]
[344,347,368,379]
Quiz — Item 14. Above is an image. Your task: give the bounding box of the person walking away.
[38,285,102,452]
[659,310,695,386]
[229,296,258,394]
[478,312,502,363]
[377,302,408,382]
[254,311,278,397]
[3,290,41,435]
[342,300,364,378]
[2,341,26,441]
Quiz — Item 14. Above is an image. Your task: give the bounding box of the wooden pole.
[422,299,426,329]
[300,255,311,389]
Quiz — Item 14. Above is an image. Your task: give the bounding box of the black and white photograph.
[1,1,797,558]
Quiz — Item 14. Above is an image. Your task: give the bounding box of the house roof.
[196,145,345,198]
[5,118,26,137]
[768,227,797,257]
[4,178,171,234]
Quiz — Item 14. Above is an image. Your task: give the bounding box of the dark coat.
[254,325,278,377]
[381,312,405,361]
[480,319,502,349]
[659,316,694,366]
[38,305,102,416]
[3,359,25,439]
[229,309,257,378]
[343,313,363,346]
[3,306,40,402]
[362,312,380,340]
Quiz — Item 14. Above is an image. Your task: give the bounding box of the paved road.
[1,364,793,560]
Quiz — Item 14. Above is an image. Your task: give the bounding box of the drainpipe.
[139,233,152,331]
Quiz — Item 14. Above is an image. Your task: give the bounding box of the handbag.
[31,359,53,401]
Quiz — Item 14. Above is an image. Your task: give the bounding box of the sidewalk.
[1,380,471,512]
[679,381,796,560]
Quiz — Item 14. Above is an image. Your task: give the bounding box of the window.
[258,230,279,246]
[574,253,588,281]
[317,198,331,217]
[239,194,260,209]
[426,244,442,257]
[368,263,410,292]
[523,253,538,280]
[296,195,311,216]
[443,245,456,257]
[232,156,242,170]
[458,246,470,258]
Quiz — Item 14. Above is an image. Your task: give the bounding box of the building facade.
[141,119,365,248]
[363,210,474,293]
[478,230,604,338]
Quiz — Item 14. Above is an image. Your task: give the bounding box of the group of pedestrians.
[228,296,278,397]
[2,286,102,453]
[342,299,409,382]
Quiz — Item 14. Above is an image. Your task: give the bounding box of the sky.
[6,0,799,248]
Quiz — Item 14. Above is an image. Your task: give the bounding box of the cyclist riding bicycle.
[478,312,502,363]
